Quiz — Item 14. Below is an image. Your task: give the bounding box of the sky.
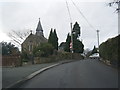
[0,0,118,50]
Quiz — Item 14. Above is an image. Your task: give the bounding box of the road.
[2,62,57,88]
[20,59,118,88]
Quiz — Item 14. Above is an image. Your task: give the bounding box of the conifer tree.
[64,22,84,53]
[64,33,71,52]
[72,22,81,39]
[48,28,58,50]
[53,29,58,50]
[73,39,84,53]
[72,22,84,53]
[48,28,53,44]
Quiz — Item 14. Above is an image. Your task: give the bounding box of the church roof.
[36,18,43,31]
[22,33,47,45]
[22,19,47,46]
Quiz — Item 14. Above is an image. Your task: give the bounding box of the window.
[29,44,32,51]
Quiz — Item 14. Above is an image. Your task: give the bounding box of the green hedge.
[99,35,119,66]
[34,52,84,64]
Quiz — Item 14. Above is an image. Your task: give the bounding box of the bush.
[21,52,29,62]
[99,35,119,66]
[1,42,20,55]
[33,43,54,57]
[57,52,84,60]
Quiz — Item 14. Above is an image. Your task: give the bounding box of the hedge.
[99,35,119,66]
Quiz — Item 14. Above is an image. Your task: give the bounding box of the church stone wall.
[22,34,47,54]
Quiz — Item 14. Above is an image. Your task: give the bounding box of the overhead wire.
[71,0,96,31]
[66,0,72,23]
[65,0,100,47]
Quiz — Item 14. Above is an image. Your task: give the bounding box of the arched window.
[29,41,33,51]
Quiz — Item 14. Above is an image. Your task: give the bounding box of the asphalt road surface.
[20,59,118,88]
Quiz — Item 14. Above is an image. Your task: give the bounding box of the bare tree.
[108,0,120,13]
[8,29,31,50]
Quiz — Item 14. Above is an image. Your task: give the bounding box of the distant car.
[89,53,100,59]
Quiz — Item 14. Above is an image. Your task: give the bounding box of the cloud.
[0,1,118,49]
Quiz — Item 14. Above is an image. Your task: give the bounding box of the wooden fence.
[2,55,21,67]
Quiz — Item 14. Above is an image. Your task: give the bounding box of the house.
[58,42,66,52]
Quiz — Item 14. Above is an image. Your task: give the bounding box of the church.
[21,19,47,54]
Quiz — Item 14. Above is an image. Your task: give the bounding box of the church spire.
[36,18,44,36]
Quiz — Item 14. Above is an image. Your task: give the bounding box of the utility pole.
[66,1,73,58]
[70,22,73,59]
[70,22,73,53]
[118,1,120,35]
[96,30,100,52]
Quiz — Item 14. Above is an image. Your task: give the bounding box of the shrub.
[33,43,54,57]
[99,35,119,66]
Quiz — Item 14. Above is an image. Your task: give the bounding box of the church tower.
[36,18,44,37]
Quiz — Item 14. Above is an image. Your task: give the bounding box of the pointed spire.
[36,18,44,36]
[36,18,43,32]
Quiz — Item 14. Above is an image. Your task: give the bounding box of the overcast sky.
[0,0,118,50]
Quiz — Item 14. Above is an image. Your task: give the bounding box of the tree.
[72,22,81,39]
[21,51,29,62]
[53,29,58,50]
[64,22,84,53]
[1,42,19,55]
[8,30,30,49]
[108,0,120,13]
[48,28,58,50]
[72,22,84,53]
[99,35,119,66]
[48,28,53,44]
[91,46,98,54]
[64,33,71,52]
[33,43,54,57]
[73,39,84,53]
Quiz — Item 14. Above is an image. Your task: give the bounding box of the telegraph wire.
[71,0,96,31]
[66,0,74,53]
[66,0,72,23]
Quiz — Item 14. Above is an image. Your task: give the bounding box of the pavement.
[0,68,2,90]
[2,60,74,89]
